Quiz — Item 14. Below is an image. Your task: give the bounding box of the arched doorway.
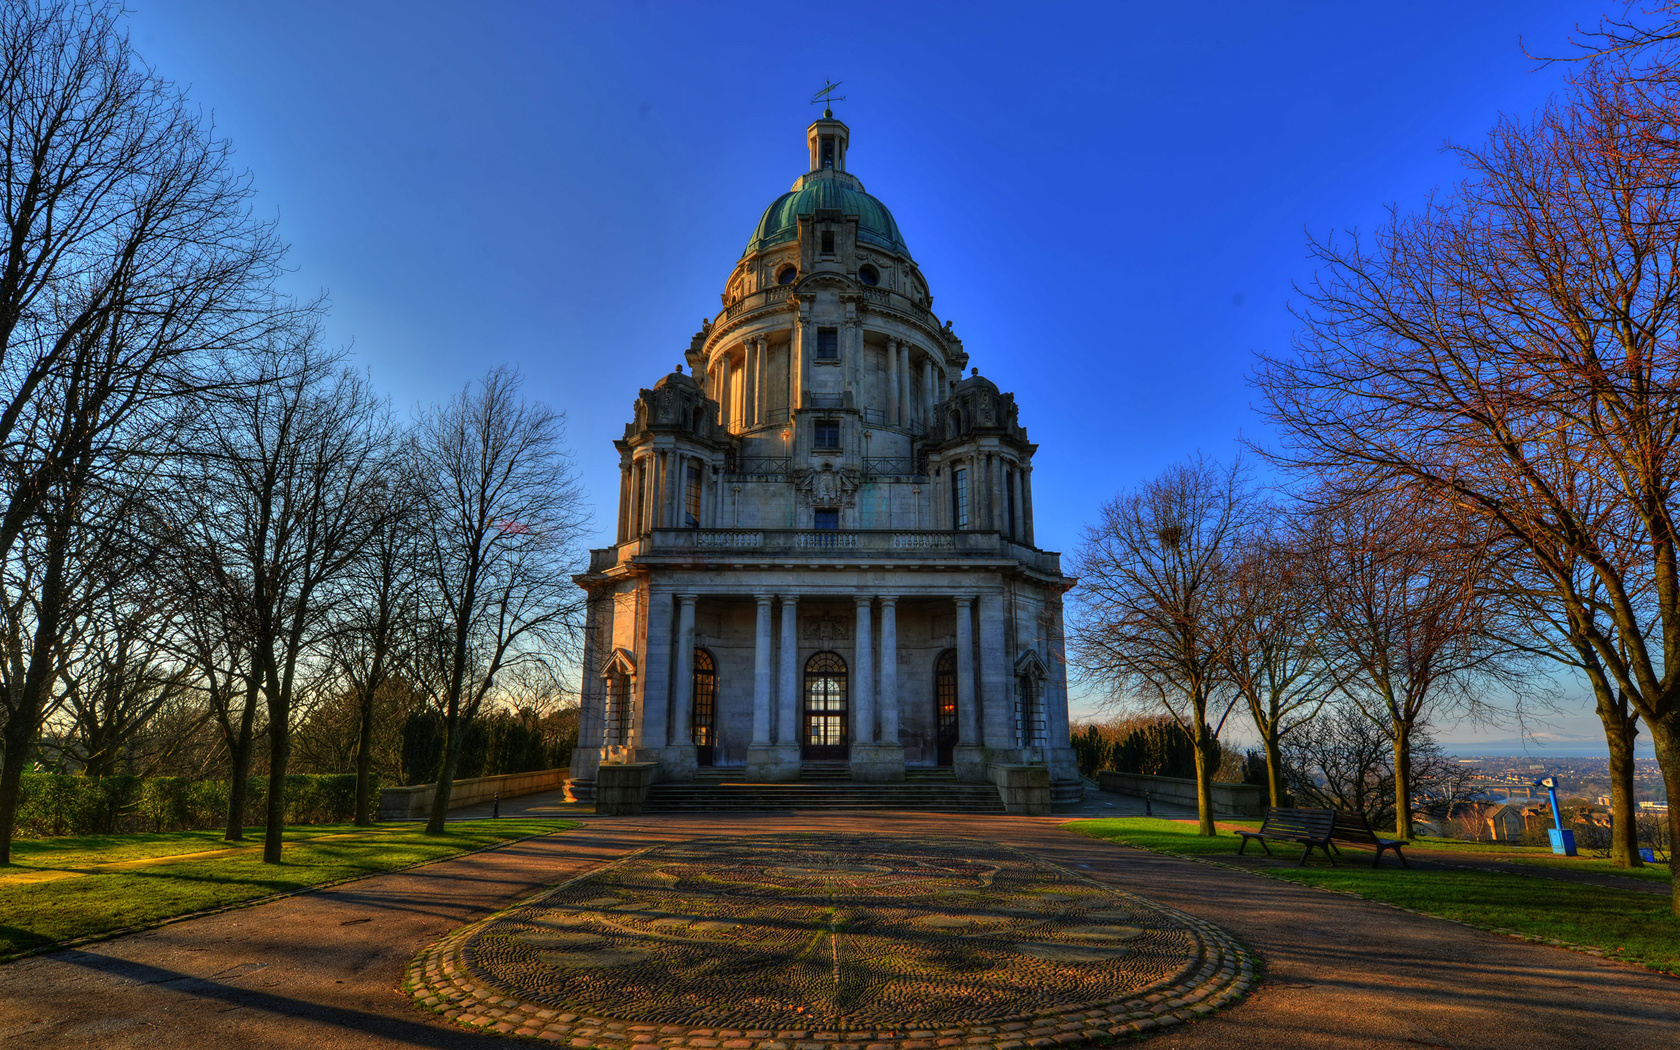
[692,648,716,766]
[803,651,848,760]
[933,649,958,766]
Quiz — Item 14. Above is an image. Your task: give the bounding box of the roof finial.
[811,80,845,117]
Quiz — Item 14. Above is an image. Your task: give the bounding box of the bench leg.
[1237,837,1248,856]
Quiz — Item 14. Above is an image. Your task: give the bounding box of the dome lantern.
[807,116,849,173]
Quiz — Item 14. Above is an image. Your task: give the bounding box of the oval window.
[858,265,879,286]
[777,266,798,286]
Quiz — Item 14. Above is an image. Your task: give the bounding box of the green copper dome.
[744,173,910,257]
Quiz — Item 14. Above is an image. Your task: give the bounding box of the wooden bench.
[1330,810,1410,868]
[1236,807,1337,866]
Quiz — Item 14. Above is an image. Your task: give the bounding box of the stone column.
[878,597,899,744]
[752,595,773,745]
[777,596,800,746]
[616,461,630,544]
[953,596,983,781]
[899,344,912,427]
[1014,467,1028,547]
[754,337,768,425]
[856,595,904,782]
[923,359,936,422]
[978,592,1012,752]
[795,315,811,410]
[639,589,673,755]
[665,594,698,779]
[718,355,733,428]
[853,597,875,746]
[748,594,794,781]
[742,343,756,428]
[885,338,900,427]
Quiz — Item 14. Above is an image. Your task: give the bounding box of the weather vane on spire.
[810,80,846,118]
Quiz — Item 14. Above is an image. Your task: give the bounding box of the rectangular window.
[814,508,839,530]
[814,418,840,448]
[815,327,839,360]
[820,230,835,254]
[953,467,969,529]
[685,462,702,527]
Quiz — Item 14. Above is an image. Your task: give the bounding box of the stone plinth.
[992,763,1051,816]
[849,744,906,782]
[745,743,801,781]
[596,762,658,815]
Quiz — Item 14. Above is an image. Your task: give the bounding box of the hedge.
[12,773,372,838]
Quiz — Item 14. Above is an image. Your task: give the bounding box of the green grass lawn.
[0,818,576,960]
[1068,817,1680,976]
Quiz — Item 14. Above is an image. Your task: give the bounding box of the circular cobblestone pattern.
[406,833,1256,1046]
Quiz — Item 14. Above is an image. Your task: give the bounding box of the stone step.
[643,778,1007,813]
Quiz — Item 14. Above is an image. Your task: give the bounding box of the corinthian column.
[751,595,773,746]
[853,597,875,747]
[878,597,899,745]
[885,338,900,428]
[899,343,912,427]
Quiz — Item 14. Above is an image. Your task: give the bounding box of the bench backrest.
[1330,810,1383,843]
[1259,806,1335,840]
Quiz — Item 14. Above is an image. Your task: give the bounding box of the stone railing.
[695,530,764,548]
[644,529,1051,563]
[721,284,793,321]
[1095,771,1263,817]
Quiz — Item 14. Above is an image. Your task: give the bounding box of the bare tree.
[1069,456,1257,835]
[1301,489,1511,840]
[1255,60,1680,903]
[0,0,282,862]
[412,368,588,835]
[1220,519,1340,808]
[329,459,422,825]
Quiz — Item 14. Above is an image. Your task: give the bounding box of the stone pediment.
[600,647,638,679]
[1015,649,1049,680]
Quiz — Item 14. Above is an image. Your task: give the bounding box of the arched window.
[692,648,716,765]
[803,651,848,759]
[934,649,958,766]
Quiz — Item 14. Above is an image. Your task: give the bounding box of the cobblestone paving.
[405,833,1255,1046]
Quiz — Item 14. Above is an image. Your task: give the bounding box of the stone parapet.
[1096,771,1264,817]
[376,768,568,821]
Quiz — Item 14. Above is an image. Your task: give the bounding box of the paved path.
[2,809,1677,1050]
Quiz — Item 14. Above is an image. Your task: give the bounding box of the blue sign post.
[1538,777,1577,856]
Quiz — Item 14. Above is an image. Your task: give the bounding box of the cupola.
[807,115,849,172]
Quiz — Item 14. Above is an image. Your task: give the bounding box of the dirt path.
[1,811,1676,1050]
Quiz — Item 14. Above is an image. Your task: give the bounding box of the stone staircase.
[642,767,1008,813]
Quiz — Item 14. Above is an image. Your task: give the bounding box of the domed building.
[570,115,1078,806]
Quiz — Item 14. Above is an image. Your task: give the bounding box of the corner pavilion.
[569,114,1079,800]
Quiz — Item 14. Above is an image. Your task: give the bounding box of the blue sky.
[123,1,1639,755]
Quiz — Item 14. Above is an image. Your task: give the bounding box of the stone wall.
[1095,771,1264,817]
[377,768,568,821]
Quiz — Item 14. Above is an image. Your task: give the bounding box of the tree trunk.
[354,681,376,827]
[0,723,30,866]
[223,670,260,842]
[1600,689,1643,868]
[1262,727,1285,808]
[1647,717,1680,917]
[263,672,289,864]
[1191,710,1216,836]
[1392,723,1414,840]
[0,530,70,865]
[425,704,461,835]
